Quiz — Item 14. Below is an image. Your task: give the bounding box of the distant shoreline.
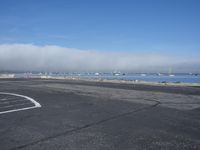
[39,75,200,87]
[0,75,200,87]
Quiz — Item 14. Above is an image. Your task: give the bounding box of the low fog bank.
[0,44,199,73]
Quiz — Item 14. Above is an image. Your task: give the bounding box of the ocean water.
[14,73,200,83]
[69,74,200,83]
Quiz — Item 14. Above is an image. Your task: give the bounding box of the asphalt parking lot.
[0,79,200,150]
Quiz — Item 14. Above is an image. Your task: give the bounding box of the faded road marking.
[0,92,41,115]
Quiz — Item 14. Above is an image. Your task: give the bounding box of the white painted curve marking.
[0,92,41,114]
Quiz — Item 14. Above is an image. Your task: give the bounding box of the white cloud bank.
[0,44,199,73]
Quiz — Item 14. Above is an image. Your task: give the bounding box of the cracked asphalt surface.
[1,79,200,150]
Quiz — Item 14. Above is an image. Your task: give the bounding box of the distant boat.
[113,71,121,76]
[114,73,120,76]
[168,68,175,77]
[169,74,175,77]
[140,74,146,77]
[95,72,99,76]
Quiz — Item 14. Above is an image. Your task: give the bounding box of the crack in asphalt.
[11,101,160,150]
[161,102,200,104]
[11,96,200,150]
[143,98,200,105]
[3,96,199,150]
[3,81,200,149]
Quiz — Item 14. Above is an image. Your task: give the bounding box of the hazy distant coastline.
[1,72,200,86]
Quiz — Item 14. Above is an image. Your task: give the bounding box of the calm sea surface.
[71,74,200,83]
[15,73,200,83]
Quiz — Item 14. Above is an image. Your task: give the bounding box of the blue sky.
[0,0,200,56]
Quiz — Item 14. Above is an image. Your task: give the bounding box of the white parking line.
[0,92,41,115]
